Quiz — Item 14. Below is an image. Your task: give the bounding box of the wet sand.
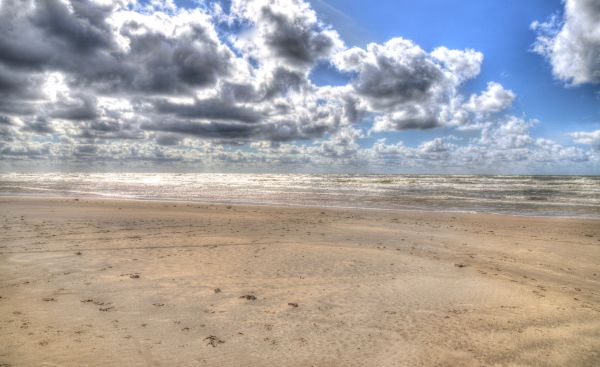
[0,196,599,366]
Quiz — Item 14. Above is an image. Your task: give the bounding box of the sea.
[0,173,599,218]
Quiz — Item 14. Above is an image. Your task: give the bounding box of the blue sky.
[0,0,599,173]
[309,0,599,146]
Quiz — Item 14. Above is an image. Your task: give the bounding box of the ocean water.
[0,173,599,218]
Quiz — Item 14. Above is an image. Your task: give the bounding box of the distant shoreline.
[2,194,600,221]
[1,171,599,177]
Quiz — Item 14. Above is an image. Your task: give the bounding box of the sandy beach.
[0,196,599,366]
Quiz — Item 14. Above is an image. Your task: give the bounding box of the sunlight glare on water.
[0,173,599,218]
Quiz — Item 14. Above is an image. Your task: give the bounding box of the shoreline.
[2,194,599,221]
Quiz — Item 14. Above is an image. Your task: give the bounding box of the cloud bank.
[0,0,597,173]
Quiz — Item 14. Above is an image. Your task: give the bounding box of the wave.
[1,173,599,218]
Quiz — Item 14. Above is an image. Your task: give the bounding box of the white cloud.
[569,129,600,151]
[463,82,515,115]
[334,38,511,132]
[430,46,483,83]
[479,116,536,149]
[532,0,600,85]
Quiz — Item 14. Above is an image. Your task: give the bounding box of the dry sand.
[0,196,599,366]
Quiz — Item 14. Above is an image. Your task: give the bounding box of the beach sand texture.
[1,197,599,366]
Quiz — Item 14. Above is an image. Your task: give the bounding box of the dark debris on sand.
[205,335,225,347]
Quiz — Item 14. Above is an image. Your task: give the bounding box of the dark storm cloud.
[75,144,98,155]
[0,0,116,72]
[231,0,342,70]
[334,40,446,111]
[142,120,260,140]
[0,0,55,70]
[0,65,43,99]
[153,98,263,123]
[375,115,441,131]
[0,0,129,123]
[51,20,234,96]
[0,0,233,98]
[260,7,337,68]
[76,119,145,140]
[261,67,307,100]
[22,117,54,134]
[141,114,335,142]
[31,0,115,54]
[0,125,15,141]
[172,42,228,87]
[155,134,183,146]
[112,22,233,94]
[0,0,336,145]
[342,95,364,124]
[0,100,38,116]
[0,64,42,119]
[87,119,120,132]
[50,95,99,121]
[353,57,443,110]
[219,82,259,103]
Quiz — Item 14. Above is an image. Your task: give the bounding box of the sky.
[0,0,599,174]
